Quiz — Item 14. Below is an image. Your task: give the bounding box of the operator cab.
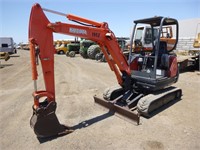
[129,16,179,92]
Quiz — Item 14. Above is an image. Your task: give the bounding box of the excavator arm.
[29,4,130,106]
[29,3,131,137]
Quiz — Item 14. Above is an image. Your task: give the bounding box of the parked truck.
[0,37,17,54]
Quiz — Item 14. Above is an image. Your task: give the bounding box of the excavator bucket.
[30,101,73,138]
[94,96,140,125]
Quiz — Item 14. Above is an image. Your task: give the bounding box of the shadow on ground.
[10,55,20,57]
[37,111,114,143]
[0,64,13,68]
[36,94,182,143]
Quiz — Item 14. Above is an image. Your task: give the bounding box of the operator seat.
[159,41,169,69]
[152,41,169,69]
[131,40,176,91]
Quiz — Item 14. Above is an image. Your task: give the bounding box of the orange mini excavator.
[29,3,182,138]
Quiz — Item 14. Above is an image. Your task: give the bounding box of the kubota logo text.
[69,28,87,35]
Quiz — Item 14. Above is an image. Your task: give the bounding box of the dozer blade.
[30,101,73,138]
[94,96,140,125]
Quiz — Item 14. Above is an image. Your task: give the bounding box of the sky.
[0,0,199,44]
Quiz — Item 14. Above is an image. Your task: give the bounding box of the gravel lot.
[0,50,200,150]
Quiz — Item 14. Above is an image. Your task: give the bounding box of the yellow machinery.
[193,33,200,48]
[0,52,10,68]
[55,40,71,54]
[0,52,10,61]
[193,23,200,48]
[54,40,62,49]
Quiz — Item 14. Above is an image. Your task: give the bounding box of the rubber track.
[137,87,182,117]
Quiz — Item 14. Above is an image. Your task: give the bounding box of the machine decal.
[92,32,100,38]
[69,28,87,35]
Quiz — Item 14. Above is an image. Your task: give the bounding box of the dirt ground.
[0,50,200,150]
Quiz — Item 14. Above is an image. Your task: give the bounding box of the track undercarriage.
[94,86,182,124]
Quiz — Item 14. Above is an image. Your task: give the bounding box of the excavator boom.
[29,3,132,138]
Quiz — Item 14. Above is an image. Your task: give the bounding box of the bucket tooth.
[30,101,73,138]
